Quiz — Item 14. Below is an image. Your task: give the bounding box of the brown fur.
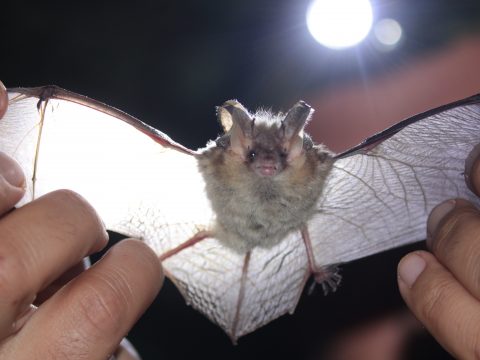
[196,119,334,253]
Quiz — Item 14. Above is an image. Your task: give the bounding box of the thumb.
[0,152,25,213]
[0,81,7,119]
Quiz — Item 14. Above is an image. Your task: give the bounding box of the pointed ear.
[282,100,312,139]
[217,100,253,134]
[217,100,254,155]
[281,101,313,160]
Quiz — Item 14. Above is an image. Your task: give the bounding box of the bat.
[1,86,480,342]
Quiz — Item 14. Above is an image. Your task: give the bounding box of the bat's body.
[198,101,334,251]
[2,86,480,341]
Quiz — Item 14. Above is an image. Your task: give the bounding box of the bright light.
[306,0,373,49]
[374,18,402,49]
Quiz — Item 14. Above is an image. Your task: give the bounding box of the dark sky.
[3,1,480,359]
[4,0,480,149]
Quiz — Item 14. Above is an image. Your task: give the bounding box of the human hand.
[0,81,7,119]
[0,82,163,359]
[397,146,480,359]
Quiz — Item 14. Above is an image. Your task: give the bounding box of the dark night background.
[3,1,480,359]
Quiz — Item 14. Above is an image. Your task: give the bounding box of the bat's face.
[216,100,312,179]
[246,127,289,177]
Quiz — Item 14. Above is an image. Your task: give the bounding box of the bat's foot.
[308,265,342,295]
[301,225,342,295]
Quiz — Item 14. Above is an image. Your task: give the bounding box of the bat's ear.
[282,101,313,161]
[217,100,253,133]
[217,100,254,155]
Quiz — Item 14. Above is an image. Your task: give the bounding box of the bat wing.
[7,87,479,342]
[0,86,310,341]
[2,87,213,239]
[307,94,480,266]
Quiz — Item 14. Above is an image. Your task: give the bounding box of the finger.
[34,259,89,305]
[398,251,480,359]
[0,81,7,119]
[12,239,163,360]
[113,338,141,360]
[426,199,480,299]
[0,152,25,214]
[0,189,108,338]
[465,143,480,196]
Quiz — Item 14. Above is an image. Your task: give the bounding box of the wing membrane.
[4,86,480,340]
[309,97,480,266]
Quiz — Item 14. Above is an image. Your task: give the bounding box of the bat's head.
[217,100,313,178]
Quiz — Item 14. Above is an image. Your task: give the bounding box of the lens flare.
[374,18,403,49]
[307,0,373,49]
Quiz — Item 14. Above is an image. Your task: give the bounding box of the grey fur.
[197,103,334,253]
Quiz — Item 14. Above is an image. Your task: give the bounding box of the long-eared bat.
[1,86,479,341]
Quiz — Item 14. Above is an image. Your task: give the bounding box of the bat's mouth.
[255,164,278,177]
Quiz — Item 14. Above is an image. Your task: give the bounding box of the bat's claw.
[308,265,342,295]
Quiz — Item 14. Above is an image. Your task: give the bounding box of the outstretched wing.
[0,86,310,341]
[2,87,212,240]
[5,86,479,341]
[307,94,480,266]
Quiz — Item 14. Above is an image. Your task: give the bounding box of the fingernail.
[0,152,25,188]
[0,80,5,91]
[465,144,480,196]
[426,199,456,248]
[398,253,426,288]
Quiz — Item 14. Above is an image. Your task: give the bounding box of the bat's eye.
[247,150,256,162]
[280,149,288,159]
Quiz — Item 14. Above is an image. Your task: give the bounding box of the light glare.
[306,0,373,49]
[374,18,403,48]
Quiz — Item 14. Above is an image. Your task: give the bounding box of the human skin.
[398,147,480,359]
[0,81,163,360]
